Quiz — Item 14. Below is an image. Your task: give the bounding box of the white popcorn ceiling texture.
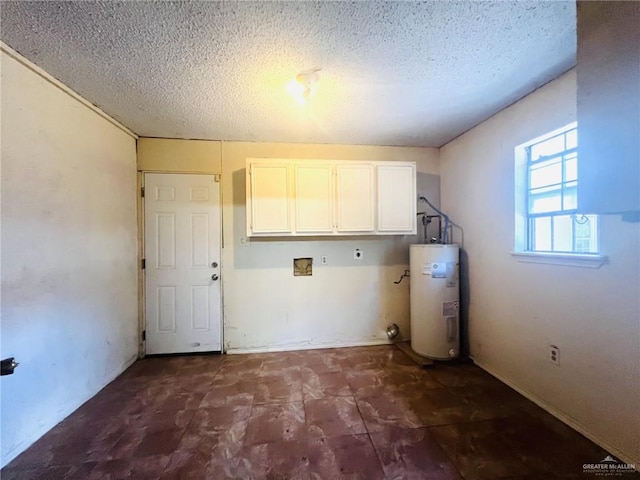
[0,1,575,147]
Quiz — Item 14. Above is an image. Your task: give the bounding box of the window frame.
[512,122,607,268]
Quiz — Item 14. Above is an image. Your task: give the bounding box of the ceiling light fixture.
[287,68,320,105]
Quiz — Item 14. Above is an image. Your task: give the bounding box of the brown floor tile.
[339,351,387,371]
[430,362,500,388]
[109,409,194,460]
[369,426,463,480]
[407,387,479,427]
[259,353,299,374]
[132,428,185,458]
[186,405,252,436]
[162,429,245,479]
[244,402,306,445]
[378,365,443,391]
[0,462,96,480]
[295,350,343,373]
[308,434,385,479]
[9,415,126,468]
[249,373,304,404]
[378,348,419,368]
[302,368,352,399]
[448,382,533,421]
[198,379,254,408]
[356,392,422,433]
[122,387,205,417]
[427,414,614,480]
[351,365,444,399]
[2,347,621,480]
[345,368,385,395]
[498,413,612,476]
[232,440,310,479]
[160,449,235,480]
[214,355,263,383]
[87,454,171,479]
[305,396,367,438]
[171,371,219,394]
[429,419,533,480]
[124,354,223,378]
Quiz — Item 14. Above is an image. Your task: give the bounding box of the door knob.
[211,274,219,281]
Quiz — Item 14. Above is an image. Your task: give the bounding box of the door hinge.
[141,187,145,197]
[142,330,146,341]
[214,174,220,183]
[141,259,146,269]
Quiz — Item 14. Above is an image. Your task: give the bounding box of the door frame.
[137,171,223,358]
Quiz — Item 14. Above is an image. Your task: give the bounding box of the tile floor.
[2,344,634,479]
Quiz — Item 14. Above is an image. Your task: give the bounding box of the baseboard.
[226,339,393,355]
[120,353,138,372]
[471,356,638,468]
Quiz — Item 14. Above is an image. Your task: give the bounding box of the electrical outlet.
[354,248,363,260]
[321,255,328,265]
[549,344,560,366]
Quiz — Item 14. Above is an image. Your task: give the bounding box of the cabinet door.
[295,164,334,233]
[249,163,292,234]
[377,164,416,233]
[336,164,375,232]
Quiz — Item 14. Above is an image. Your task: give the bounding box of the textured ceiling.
[0,1,576,147]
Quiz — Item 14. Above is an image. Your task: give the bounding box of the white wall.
[440,69,640,465]
[0,50,139,466]
[221,142,440,353]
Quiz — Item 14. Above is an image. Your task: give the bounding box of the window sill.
[510,251,608,268]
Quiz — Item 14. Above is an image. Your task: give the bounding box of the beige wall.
[1,51,138,466]
[137,137,222,173]
[440,69,639,465]
[138,138,440,352]
[222,142,439,352]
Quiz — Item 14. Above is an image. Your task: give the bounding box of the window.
[522,124,599,254]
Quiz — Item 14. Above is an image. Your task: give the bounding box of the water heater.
[410,244,460,360]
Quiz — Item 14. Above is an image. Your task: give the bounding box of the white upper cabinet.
[377,164,417,233]
[247,163,292,234]
[336,164,375,233]
[246,159,416,236]
[295,163,334,233]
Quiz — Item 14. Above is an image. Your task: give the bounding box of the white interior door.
[144,173,221,354]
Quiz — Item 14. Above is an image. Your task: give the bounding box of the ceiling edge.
[0,42,138,140]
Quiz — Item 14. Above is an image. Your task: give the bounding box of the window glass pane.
[588,215,598,254]
[522,126,599,255]
[564,182,577,210]
[553,215,573,252]
[565,155,577,182]
[530,135,565,160]
[530,160,562,188]
[575,239,590,253]
[574,215,598,253]
[529,190,562,214]
[566,129,578,149]
[531,216,551,251]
